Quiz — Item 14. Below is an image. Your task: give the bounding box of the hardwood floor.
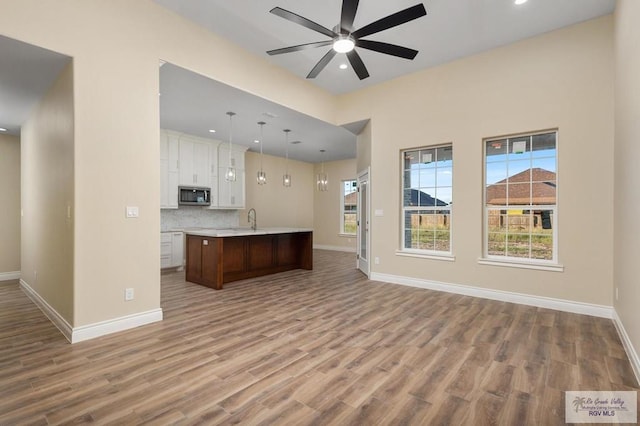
[1,249,638,425]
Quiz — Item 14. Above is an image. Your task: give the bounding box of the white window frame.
[340,179,357,235]
[399,144,453,257]
[481,130,560,269]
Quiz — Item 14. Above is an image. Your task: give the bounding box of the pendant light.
[282,129,292,187]
[317,149,328,191]
[256,121,267,185]
[225,111,237,182]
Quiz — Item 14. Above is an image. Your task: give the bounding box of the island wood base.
[185,232,313,290]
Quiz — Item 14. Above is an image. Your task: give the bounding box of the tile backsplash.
[161,207,239,231]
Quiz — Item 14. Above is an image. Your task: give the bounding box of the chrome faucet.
[248,208,257,231]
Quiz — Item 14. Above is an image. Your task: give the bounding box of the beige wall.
[338,16,615,305]
[614,0,640,369]
[0,0,338,327]
[313,159,358,251]
[21,62,74,322]
[243,151,314,229]
[0,134,21,276]
[0,2,624,338]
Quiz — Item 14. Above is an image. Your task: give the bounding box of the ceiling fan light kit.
[267,0,427,80]
[333,36,355,53]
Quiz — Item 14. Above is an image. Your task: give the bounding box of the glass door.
[357,168,370,276]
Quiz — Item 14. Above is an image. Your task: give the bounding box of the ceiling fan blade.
[356,39,419,60]
[346,50,369,80]
[307,49,337,79]
[270,7,337,39]
[340,0,360,33]
[352,4,427,39]
[267,40,333,56]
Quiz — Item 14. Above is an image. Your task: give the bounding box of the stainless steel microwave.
[178,186,211,206]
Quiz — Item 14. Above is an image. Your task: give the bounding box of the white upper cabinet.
[218,144,247,209]
[160,130,180,209]
[179,135,210,187]
[208,142,219,209]
[160,129,244,210]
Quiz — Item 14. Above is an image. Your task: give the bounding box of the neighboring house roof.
[344,191,357,207]
[406,188,448,207]
[486,168,556,205]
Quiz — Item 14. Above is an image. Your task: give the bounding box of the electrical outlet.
[375,257,380,265]
[125,288,134,301]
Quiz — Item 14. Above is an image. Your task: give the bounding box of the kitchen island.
[185,228,313,290]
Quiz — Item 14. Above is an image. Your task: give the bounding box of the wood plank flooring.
[1,249,638,425]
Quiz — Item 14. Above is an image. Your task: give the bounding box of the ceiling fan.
[266,0,427,80]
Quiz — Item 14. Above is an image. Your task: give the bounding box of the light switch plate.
[374,209,384,217]
[126,206,139,218]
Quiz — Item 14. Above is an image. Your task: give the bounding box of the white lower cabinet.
[161,232,184,269]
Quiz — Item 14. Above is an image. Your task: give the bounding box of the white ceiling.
[159,62,361,163]
[153,0,615,95]
[0,35,70,136]
[1,1,615,162]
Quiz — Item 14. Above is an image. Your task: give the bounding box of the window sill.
[477,258,564,272]
[338,233,356,238]
[396,250,455,262]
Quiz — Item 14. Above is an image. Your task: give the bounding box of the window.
[401,145,453,253]
[341,180,357,235]
[484,131,557,263]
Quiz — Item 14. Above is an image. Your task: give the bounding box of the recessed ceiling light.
[209,129,216,133]
[254,139,260,144]
[339,63,348,70]
[0,127,7,132]
[514,0,527,4]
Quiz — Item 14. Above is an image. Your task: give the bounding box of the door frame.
[356,167,370,277]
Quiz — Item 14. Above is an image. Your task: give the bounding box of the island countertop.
[182,227,313,237]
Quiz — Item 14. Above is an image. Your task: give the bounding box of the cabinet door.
[171,232,184,268]
[160,130,169,160]
[160,159,169,208]
[161,233,172,269]
[193,141,209,186]
[218,145,246,208]
[161,131,180,209]
[186,236,202,282]
[168,171,179,208]
[168,135,179,173]
[207,141,219,208]
[230,170,245,208]
[179,139,195,185]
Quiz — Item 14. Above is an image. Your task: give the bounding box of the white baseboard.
[370,272,613,319]
[20,279,73,342]
[314,244,357,253]
[20,278,163,344]
[612,309,640,385]
[0,271,21,281]
[71,309,163,343]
